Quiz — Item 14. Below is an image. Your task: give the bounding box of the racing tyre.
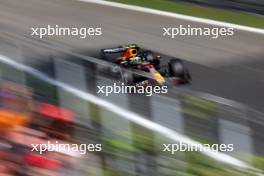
[168,59,191,83]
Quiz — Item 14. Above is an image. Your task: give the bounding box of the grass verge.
[109,0,264,29]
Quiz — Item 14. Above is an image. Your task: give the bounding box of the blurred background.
[0,0,264,175]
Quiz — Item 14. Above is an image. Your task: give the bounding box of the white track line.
[0,54,251,169]
[78,0,264,35]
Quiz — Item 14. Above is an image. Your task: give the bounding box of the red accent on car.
[144,64,153,69]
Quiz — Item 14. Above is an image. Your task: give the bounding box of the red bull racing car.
[101,44,191,86]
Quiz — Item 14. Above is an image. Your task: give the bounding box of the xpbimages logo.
[97,83,168,96]
[31,25,102,39]
[162,143,234,154]
[31,141,102,155]
[163,25,234,39]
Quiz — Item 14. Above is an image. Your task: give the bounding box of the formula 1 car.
[100,44,191,86]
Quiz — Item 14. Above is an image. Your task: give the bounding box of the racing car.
[100,44,191,86]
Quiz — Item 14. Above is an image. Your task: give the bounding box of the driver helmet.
[123,44,139,58]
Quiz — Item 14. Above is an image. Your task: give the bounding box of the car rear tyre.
[168,59,191,83]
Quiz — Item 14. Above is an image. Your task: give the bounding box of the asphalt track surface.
[0,0,264,112]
